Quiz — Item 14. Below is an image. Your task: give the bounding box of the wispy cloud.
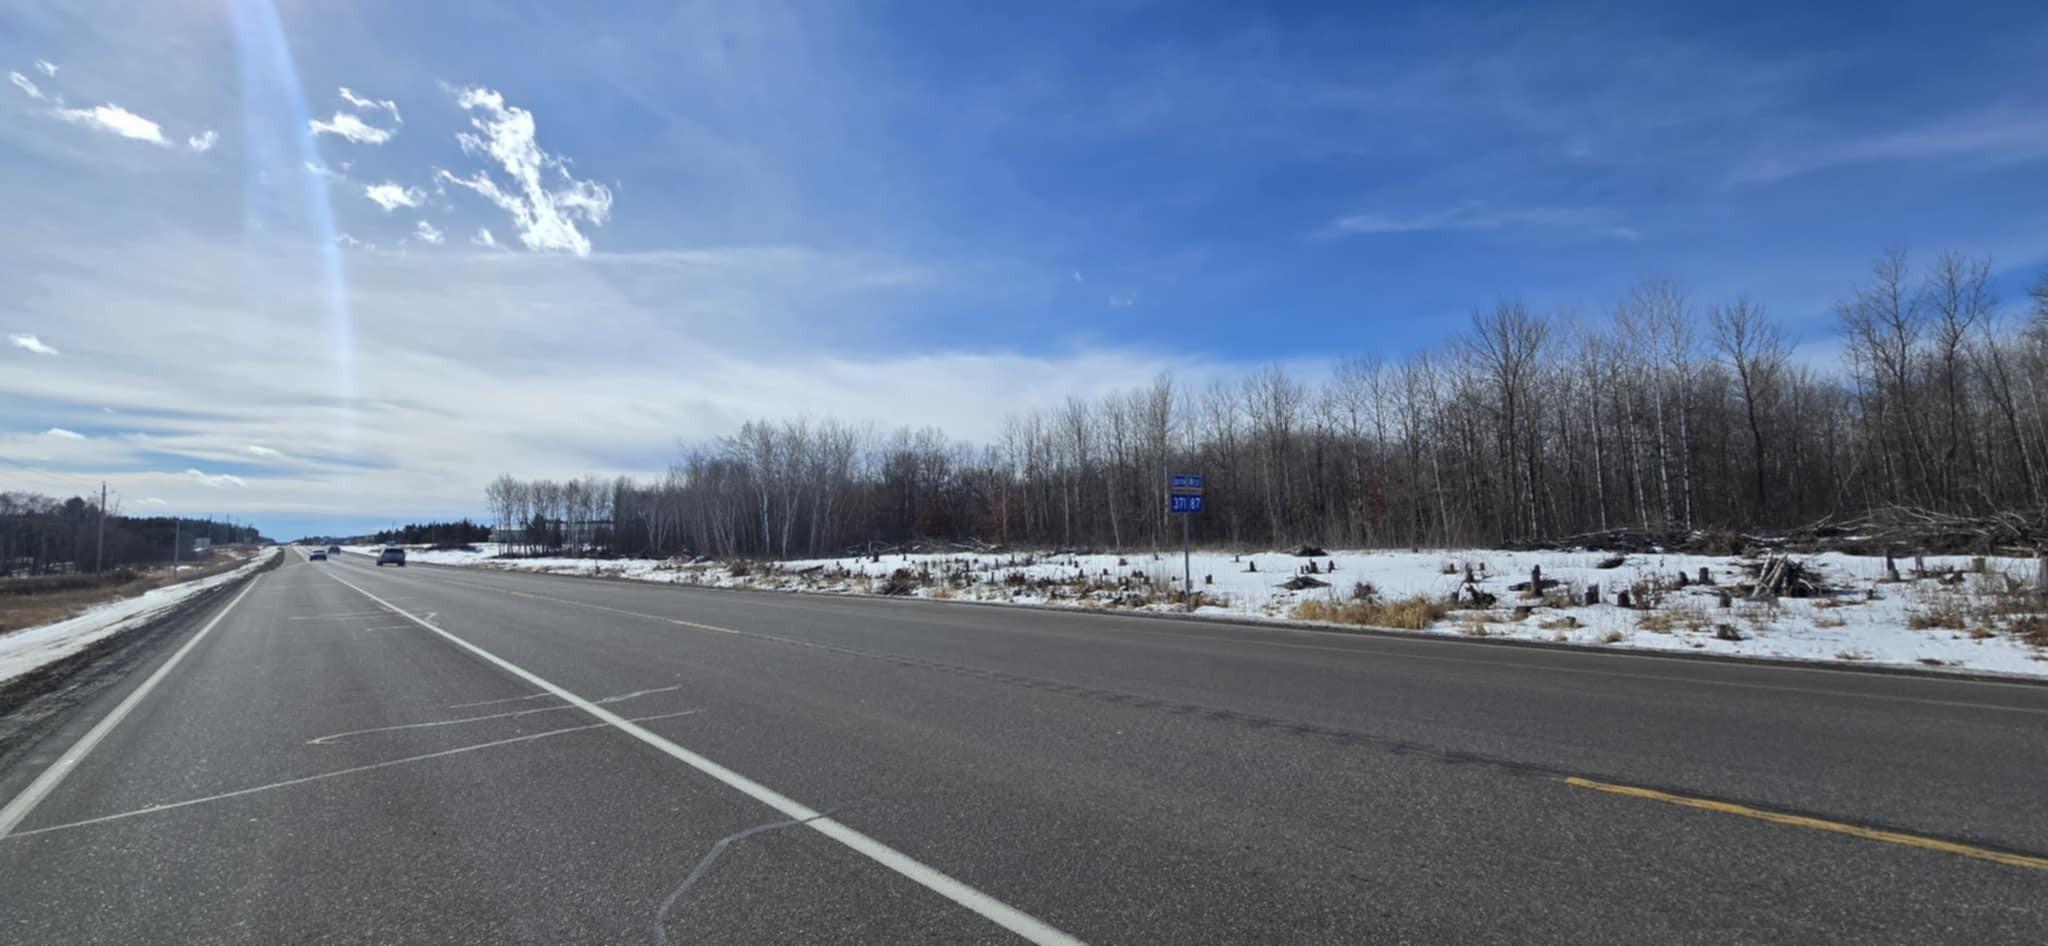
[1736,105,2048,183]
[310,110,393,145]
[1322,202,1640,241]
[472,227,497,248]
[337,86,401,123]
[1108,291,1137,308]
[33,59,57,78]
[8,334,60,355]
[44,427,84,440]
[185,468,247,488]
[246,444,282,458]
[52,103,172,146]
[138,497,166,506]
[413,220,445,245]
[436,86,613,256]
[9,71,47,101]
[363,182,424,212]
[187,130,217,153]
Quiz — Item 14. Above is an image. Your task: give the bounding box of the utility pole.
[173,518,181,574]
[96,481,106,573]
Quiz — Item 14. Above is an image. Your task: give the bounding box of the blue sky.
[4,0,2046,539]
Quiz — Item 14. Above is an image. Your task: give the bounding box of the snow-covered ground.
[0,549,278,686]
[360,543,2048,679]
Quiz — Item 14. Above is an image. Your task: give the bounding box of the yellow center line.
[1563,776,2048,871]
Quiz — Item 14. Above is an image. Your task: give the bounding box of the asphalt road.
[1,549,2044,944]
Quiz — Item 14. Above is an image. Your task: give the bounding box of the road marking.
[1563,776,2048,871]
[306,684,681,744]
[2,711,700,841]
[323,570,1086,946]
[447,691,554,709]
[0,575,264,838]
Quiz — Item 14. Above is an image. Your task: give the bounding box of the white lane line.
[2,710,702,841]
[323,570,1086,946]
[0,575,265,838]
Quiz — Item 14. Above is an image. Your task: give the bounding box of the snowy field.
[355,544,2048,679]
[0,548,278,686]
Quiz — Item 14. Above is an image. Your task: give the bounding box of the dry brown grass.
[1293,594,1453,630]
[1538,615,1581,631]
[1634,604,1710,635]
[0,553,250,635]
[1457,612,1497,636]
[1906,597,1967,630]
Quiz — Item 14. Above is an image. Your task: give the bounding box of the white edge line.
[323,570,1085,946]
[0,569,267,837]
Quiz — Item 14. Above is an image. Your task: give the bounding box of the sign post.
[1169,474,1205,612]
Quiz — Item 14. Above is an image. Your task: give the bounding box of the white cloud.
[310,111,393,145]
[52,103,171,146]
[1108,292,1137,308]
[1323,202,1639,240]
[1736,106,2048,183]
[34,60,57,77]
[472,227,497,248]
[138,497,166,506]
[414,220,445,245]
[1072,271,1083,283]
[187,129,217,153]
[335,233,365,248]
[44,427,85,440]
[9,334,60,355]
[10,71,47,101]
[337,86,401,123]
[185,468,247,488]
[437,85,613,256]
[246,445,282,458]
[363,182,424,212]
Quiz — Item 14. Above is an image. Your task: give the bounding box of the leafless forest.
[487,253,2048,559]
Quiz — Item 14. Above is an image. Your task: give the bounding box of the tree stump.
[1616,589,1633,609]
[1697,566,1712,586]
[1717,590,1732,609]
[1585,585,1600,606]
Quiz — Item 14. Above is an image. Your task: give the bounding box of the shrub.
[1906,599,1966,630]
[1292,594,1453,630]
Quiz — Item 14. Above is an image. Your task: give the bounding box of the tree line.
[485,252,2048,558]
[374,519,493,548]
[0,492,262,576]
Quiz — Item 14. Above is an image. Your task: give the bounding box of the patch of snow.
[0,549,279,686]
[364,544,2048,679]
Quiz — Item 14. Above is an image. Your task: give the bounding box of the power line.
[0,455,102,495]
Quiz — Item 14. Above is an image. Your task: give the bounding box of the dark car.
[309,550,328,561]
[377,547,406,567]
[328,545,343,554]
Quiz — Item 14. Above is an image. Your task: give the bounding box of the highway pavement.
[0,547,2044,944]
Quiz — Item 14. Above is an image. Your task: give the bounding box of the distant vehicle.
[377,547,406,567]
[309,550,328,561]
[327,545,343,554]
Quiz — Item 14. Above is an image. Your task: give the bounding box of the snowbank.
[0,549,279,686]
[368,543,2048,679]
